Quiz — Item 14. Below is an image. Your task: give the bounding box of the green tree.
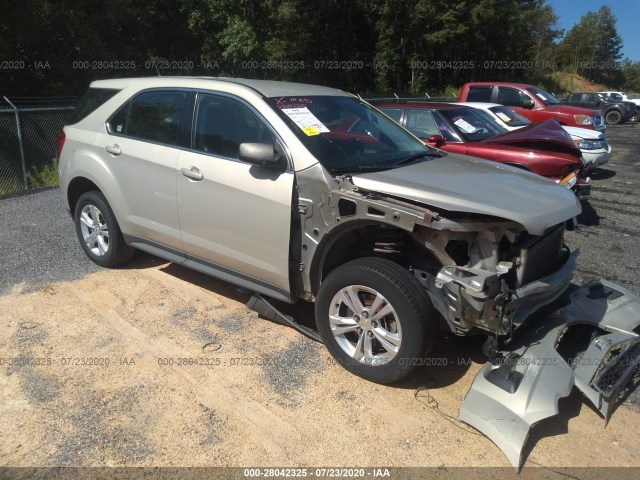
[555,5,623,84]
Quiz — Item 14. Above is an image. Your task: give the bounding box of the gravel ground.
[0,188,100,295]
[0,124,639,474]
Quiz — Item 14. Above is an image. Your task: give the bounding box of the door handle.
[105,144,121,155]
[180,166,204,181]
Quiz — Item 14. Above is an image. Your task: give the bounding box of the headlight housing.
[573,138,604,150]
[574,114,593,126]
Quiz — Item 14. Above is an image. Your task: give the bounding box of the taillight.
[56,130,66,158]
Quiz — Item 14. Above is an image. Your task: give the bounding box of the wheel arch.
[309,220,442,296]
[67,176,101,213]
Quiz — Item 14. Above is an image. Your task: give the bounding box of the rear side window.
[69,88,119,124]
[108,90,188,146]
[466,86,492,102]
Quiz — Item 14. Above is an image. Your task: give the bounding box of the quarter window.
[108,90,188,146]
[193,94,275,159]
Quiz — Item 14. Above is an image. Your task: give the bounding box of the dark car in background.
[563,92,637,125]
[374,101,591,200]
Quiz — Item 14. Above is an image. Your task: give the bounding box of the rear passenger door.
[98,89,192,252]
[176,92,295,297]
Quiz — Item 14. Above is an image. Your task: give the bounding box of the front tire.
[74,191,134,267]
[315,257,437,384]
[605,109,622,125]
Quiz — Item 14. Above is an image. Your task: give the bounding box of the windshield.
[488,105,532,127]
[526,86,561,106]
[438,107,507,141]
[266,96,441,173]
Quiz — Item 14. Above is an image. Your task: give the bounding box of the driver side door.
[176,93,295,299]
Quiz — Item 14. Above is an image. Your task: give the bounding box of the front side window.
[108,90,188,145]
[497,87,525,107]
[266,96,441,174]
[405,110,440,139]
[526,86,561,106]
[193,94,275,159]
[585,93,599,103]
[438,107,506,142]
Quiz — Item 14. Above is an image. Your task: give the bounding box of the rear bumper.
[460,280,640,470]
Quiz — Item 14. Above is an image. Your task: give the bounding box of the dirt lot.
[1,124,639,478]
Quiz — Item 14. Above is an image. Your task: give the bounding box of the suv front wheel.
[74,191,135,267]
[315,257,436,384]
[604,109,622,125]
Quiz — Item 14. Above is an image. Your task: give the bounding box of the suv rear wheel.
[74,191,135,267]
[315,257,436,384]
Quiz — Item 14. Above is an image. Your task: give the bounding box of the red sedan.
[374,102,590,200]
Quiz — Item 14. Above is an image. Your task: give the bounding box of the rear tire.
[74,191,135,267]
[315,257,437,384]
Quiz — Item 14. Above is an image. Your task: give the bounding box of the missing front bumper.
[459,280,640,470]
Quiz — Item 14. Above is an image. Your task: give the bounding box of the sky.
[547,0,640,61]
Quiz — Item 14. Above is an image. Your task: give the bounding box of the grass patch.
[27,158,59,189]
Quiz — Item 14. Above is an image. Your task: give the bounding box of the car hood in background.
[562,125,606,140]
[548,103,602,117]
[483,119,573,147]
[481,119,582,158]
[350,153,581,235]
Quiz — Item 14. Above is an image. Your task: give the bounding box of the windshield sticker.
[454,118,478,133]
[280,107,330,136]
[535,93,547,101]
[275,97,313,109]
[495,111,512,123]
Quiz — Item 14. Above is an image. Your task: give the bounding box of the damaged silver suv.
[60,77,586,384]
[60,79,640,466]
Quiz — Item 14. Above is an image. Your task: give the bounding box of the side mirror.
[238,143,283,168]
[426,134,445,148]
[520,97,535,109]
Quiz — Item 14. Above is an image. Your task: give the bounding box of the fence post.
[3,96,28,191]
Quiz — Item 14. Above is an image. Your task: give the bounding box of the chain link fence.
[0,97,78,197]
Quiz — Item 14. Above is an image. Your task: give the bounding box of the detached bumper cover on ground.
[459,280,640,469]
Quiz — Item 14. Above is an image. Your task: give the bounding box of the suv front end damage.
[459,280,640,469]
[295,159,581,345]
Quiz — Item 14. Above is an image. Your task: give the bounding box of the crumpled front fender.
[459,280,640,469]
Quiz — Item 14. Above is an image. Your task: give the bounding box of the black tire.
[605,109,622,125]
[315,257,437,384]
[74,191,135,267]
